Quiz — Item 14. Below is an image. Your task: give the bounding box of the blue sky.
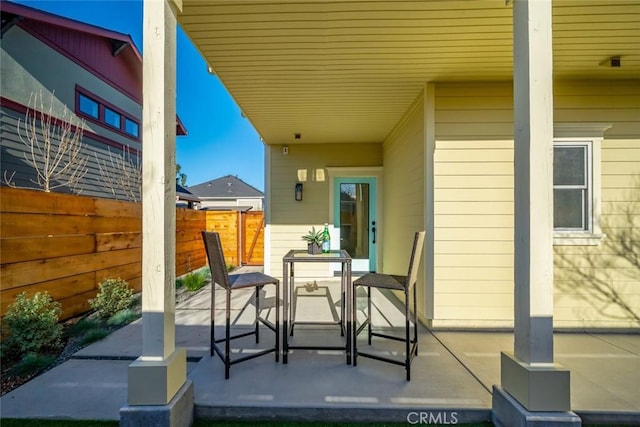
[11,0,266,191]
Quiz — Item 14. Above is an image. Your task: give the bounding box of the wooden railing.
[0,187,264,320]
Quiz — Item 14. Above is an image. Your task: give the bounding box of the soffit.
[178,0,640,145]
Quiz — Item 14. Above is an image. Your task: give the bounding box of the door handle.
[371,221,376,244]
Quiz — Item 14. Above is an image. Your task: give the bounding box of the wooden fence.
[0,187,264,321]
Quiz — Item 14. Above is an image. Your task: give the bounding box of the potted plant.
[301,226,324,255]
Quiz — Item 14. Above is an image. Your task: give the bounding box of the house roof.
[188,175,264,199]
[1,1,187,136]
[177,1,640,146]
[176,183,201,203]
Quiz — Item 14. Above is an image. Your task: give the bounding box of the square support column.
[121,1,191,426]
[494,1,576,424]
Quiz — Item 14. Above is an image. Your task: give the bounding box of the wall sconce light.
[295,182,303,201]
[600,56,622,67]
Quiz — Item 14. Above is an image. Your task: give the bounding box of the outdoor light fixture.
[295,182,303,201]
[600,56,622,67]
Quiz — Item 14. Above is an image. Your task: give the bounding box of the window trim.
[74,85,140,142]
[78,93,99,119]
[552,123,610,246]
[553,143,590,232]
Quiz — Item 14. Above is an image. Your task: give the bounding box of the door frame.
[327,166,383,273]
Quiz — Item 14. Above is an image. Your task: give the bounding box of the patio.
[1,268,638,425]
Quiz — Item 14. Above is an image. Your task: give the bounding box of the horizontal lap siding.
[434,82,514,326]
[553,80,640,328]
[435,83,514,313]
[433,80,640,328]
[1,26,143,201]
[382,93,425,316]
[267,142,382,277]
[1,107,141,201]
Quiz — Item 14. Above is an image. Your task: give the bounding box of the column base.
[128,348,187,405]
[501,351,571,411]
[493,385,581,427]
[120,380,194,427]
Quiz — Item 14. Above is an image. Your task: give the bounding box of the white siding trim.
[553,123,611,246]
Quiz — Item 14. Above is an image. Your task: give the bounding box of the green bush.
[89,278,134,319]
[182,270,208,292]
[1,292,63,358]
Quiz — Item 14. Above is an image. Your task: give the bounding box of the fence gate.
[242,211,264,266]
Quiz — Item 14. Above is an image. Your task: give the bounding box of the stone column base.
[128,348,186,405]
[501,351,571,411]
[120,380,194,427]
[493,385,581,427]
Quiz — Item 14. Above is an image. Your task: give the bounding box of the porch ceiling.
[177,0,640,145]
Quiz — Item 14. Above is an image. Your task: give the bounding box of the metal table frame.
[282,249,352,364]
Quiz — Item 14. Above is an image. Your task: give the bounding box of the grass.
[7,353,55,378]
[80,328,110,346]
[177,268,211,292]
[106,309,138,326]
[63,318,101,339]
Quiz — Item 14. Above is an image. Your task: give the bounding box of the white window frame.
[553,123,610,246]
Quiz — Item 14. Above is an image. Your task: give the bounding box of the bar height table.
[282,249,352,364]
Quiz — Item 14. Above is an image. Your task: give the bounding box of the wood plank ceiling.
[178,0,640,145]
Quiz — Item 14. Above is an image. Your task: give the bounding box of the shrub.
[89,278,134,319]
[107,309,139,326]
[182,270,208,292]
[7,352,55,378]
[63,318,102,339]
[2,292,62,358]
[80,328,110,346]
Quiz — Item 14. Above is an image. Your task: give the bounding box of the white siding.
[431,80,640,329]
[266,142,382,277]
[382,92,426,318]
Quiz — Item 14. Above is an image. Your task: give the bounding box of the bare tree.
[16,90,89,193]
[96,146,142,202]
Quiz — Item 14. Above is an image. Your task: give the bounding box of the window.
[104,107,121,129]
[553,123,610,246]
[78,93,99,118]
[554,144,589,231]
[75,86,140,141]
[124,118,139,138]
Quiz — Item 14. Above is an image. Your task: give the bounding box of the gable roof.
[1,1,187,136]
[176,183,200,203]
[189,175,264,199]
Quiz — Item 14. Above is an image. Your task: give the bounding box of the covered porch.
[128,0,639,425]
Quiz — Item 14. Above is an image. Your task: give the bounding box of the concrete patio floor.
[1,268,638,425]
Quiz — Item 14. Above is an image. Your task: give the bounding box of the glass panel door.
[333,177,377,272]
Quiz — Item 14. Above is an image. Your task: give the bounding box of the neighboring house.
[189,174,264,211]
[174,1,639,331]
[176,183,200,209]
[0,1,186,200]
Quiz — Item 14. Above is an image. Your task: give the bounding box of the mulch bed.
[0,285,207,397]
